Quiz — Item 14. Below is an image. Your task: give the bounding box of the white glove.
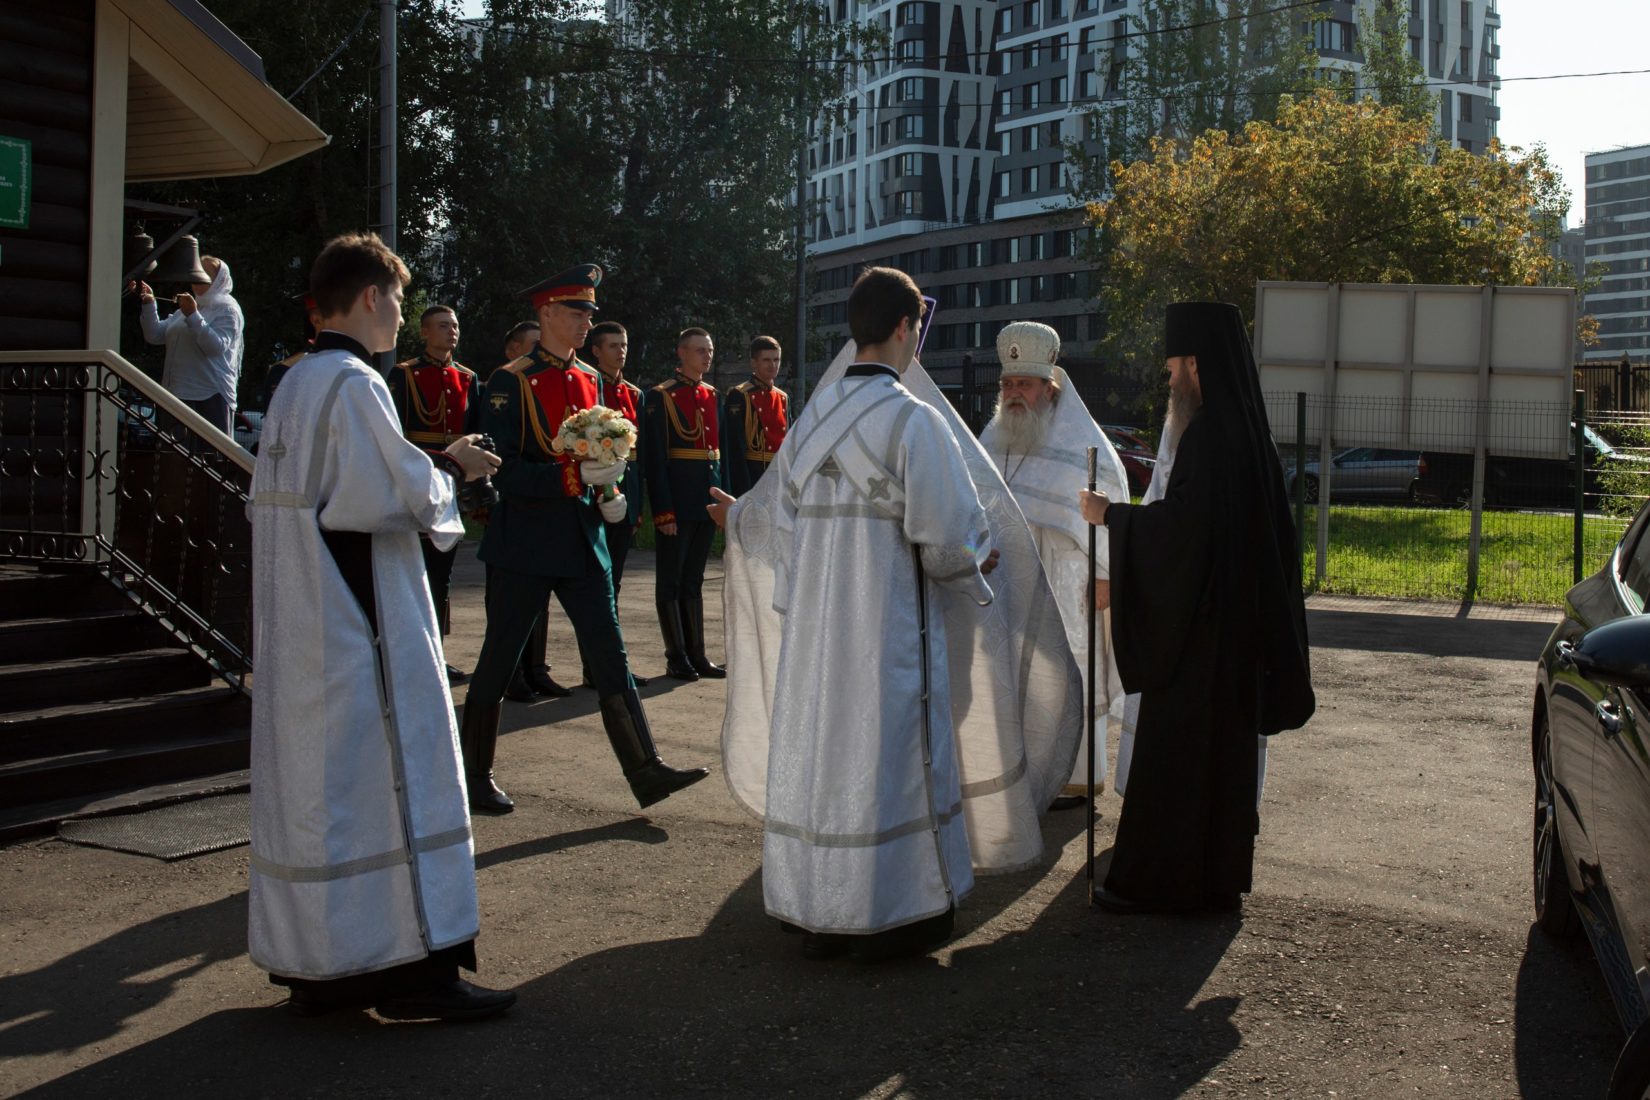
[598,492,628,524]
[580,460,624,487]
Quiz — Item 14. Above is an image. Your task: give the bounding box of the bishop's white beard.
[989,396,1056,456]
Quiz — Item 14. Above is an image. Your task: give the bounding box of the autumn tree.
[1089,90,1577,380]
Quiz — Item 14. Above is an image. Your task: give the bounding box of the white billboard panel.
[1256,282,1576,459]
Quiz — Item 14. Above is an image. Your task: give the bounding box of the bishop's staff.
[1085,445,1099,906]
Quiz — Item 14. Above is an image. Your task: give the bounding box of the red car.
[1103,425,1156,496]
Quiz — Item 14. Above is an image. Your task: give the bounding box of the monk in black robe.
[1079,301,1314,913]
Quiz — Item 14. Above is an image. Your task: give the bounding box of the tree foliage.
[1089,90,1579,379]
[132,0,863,399]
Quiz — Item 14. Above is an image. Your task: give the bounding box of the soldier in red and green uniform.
[386,304,482,685]
[643,327,726,682]
[458,265,708,814]
[585,319,649,687]
[721,334,789,496]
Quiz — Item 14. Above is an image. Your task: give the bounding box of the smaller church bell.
[123,227,157,280]
[147,234,211,285]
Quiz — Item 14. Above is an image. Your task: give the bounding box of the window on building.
[1000,8,1012,34]
[1460,95,1472,122]
[1050,0,1065,17]
[1051,75,1067,103]
[897,1,926,25]
[896,39,926,63]
[891,190,923,216]
[1312,19,1355,53]
[899,77,923,101]
[1009,236,1023,262]
[1023,1,1040,28]
[1023,83,1041,110]
[1020,166,1037,192]
[1051,35,1068,61]
[1079,27,1092,52]
[996,172,1011,198]
[1022,127,1040,152]
[897,114,925,139]
[997,89,1012,114]
[898,152,921,175]
[1080,69,1098,98]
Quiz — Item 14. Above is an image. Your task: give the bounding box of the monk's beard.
[1163,382,1202,455]
[990,395,1056,454]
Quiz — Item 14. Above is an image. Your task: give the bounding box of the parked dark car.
[1102,425,1156,495]
[1415,423,1643,509]
[1284,447,1424,503]
[1535,501,1650,1096]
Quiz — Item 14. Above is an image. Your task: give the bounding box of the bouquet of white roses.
[554,405,636,469]
[555,405,636,505]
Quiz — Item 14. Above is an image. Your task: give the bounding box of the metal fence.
[1261,392,1650,606]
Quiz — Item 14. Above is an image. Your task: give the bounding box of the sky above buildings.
[458,0,1648,224]
[1496,0,1649,223]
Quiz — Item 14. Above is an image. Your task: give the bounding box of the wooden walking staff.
[1085,445,1099,906]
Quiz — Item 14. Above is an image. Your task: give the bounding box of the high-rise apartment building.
[1583,145,1650,364]
[804,0,1502,396]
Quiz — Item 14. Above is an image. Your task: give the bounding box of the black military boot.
[598,691,710,808]
[656,600,699,682]
[522,613,572,697]
[680,598,726,679]
[504,656,534,703]
[459,700,513,815]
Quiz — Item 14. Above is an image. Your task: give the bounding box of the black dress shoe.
[849,907,955,963]
[468,773,514,815]
[631,672,651,687]
[445,664,469,686]
[375,978,517,1022]
[664,660,700,682]
[286,988,359,1017]
[1048,794,1087,811]
[526,668,572,697]
[504,667,534,703]
[802,932,851,960]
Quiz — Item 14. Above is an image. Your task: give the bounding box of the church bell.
[123,227,157,280]
[147,234,211,285]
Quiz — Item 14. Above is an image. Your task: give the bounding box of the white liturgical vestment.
[981,372,1132,795]
[721,347,1083,935]
[246,347,479,980]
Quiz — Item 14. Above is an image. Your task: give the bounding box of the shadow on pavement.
[0,890,249,1062]
[474,817,670,872]
[17,812,1250,1099]
[1513,923,1621,1098]
[1307,608,1555,662]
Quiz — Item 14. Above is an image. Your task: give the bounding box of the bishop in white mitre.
[980,321,1132,808]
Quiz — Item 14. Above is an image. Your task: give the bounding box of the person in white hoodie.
[133,254,244,434]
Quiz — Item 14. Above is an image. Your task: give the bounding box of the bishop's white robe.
[981,375,1132,796]
[246,347,479,980]
[722,351,1083,936]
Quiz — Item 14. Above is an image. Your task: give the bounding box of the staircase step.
[0,648,211,712]
[0,732,250,810]
[0,569,126,621]
[0,685,249,760]
[0,769,249,845]
[0,608,169,663]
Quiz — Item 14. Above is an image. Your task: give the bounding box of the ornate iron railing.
[0,350,254,693]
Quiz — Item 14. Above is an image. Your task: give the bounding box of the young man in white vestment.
[710,266,1076,963]
[979,321,1132,811]
[247,232,516,1020]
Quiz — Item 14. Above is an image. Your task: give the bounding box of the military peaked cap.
[521,263,602,311]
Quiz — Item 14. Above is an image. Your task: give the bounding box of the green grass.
[1302,503,1633,606]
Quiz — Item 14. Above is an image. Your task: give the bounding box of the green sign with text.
[0,136,31,230]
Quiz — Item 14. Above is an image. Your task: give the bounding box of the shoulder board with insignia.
[621,379,641,395]
[571,359,600,376]
[732,380,753,393]
[500,355,533,375]
[654,379,679,393]
[453,361,476,377]
[395,357,418,370]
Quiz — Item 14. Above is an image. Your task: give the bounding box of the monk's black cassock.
[1103,301,1314,907]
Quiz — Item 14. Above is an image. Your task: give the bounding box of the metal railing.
[0,350,254,692]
